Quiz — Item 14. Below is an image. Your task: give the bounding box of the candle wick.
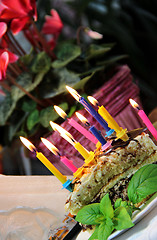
[96,103,99,107]
[33,148,37,154]
[58,152,61,157]
[85,121,90,127]
[71,137,76,143]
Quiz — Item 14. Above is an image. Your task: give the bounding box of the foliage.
[76,164,157,240]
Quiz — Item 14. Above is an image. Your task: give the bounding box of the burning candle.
[75,112,111,150]
[88,96,129,142]
[50,121,90,159]
[66,86,114,136]
[129,99,157,141]
[41,137,77,173]
[75,112,104,145]
[54,105,98,144]
[19,137,73,191]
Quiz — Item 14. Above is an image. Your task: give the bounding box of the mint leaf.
[114,198,122,209]
[98,218,113,240]
[114,198,128,209]
[88,225,99,240]
[75,203,102,225]
[128,164,157,204]
[113,206,134,230]
[100,193,114,218]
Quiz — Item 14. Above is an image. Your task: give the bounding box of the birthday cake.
[65,132,157,215]
[48,130,157,240]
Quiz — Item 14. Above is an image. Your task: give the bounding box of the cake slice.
[65,133,157,215]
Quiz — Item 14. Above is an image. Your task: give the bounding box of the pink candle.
[68,118,98,144]
[129,99,157,141]
[54,105,98,144]
[41,137,78,173]
[138,110,157,140]
[60,156,78,173]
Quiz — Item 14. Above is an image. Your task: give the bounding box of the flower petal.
[0,22,7,38]
[0,51,9,80]
[11,16,30,34]
[7,51,19,63]
[42,9,63,35]
[1,0,31,16]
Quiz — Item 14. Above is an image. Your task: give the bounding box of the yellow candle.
[74,142,90,159]
[98,106,129,141]
[73,151,95,178]
[36,152,67,184]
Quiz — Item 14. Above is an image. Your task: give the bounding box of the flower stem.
[76,26,85,46]
[7,74,46,107]
[8,64,22,76]
[31,19,53,57]
[8,31,26,55]
[0,81,11,91]
[5,34,23,57]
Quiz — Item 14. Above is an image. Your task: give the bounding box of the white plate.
[76,193,157,240]
[0,206,61,240]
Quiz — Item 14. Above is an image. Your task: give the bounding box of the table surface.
[0,175,156,240]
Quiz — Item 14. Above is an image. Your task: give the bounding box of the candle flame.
[41,138,59,156]
[50,121,64,133]
[75,112,88,124]
[50,121,75,145]
[20,136,36,152]
[61,131,76,146]
[66,86,80,102]
[54,105,67,119]
[87,96,99,106]
[129,99,139,109]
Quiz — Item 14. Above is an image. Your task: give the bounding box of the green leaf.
[31,51,51,73]
[11,71,46,101]
[85,44,111,61]
[39,103,68,128]
[22,100,37,112]
[27,109,39,131]
[100,193,114,218]
[113,206,134,230]
[128,164,157,204]
[52,42,81,68]
[20,48,34,66]
[88,225,99,240]
[51,67,80,96]
[75,203,102,225]
[68,105,77,118]
[7,111,28,141]
[0,92,16,125]
[97,54,128,66]
[73,72,94,91]
[98,218,113,240]
[114,198,122,209]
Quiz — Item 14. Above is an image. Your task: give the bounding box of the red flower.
[0,51,9,80]
[0,22,7,38]
[0,49,18,80]
[0,0,37,34]
[42,9,63,36]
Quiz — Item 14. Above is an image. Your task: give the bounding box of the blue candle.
[79,97,114,136]
[66,86,114,136]
[89,126,107,145]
